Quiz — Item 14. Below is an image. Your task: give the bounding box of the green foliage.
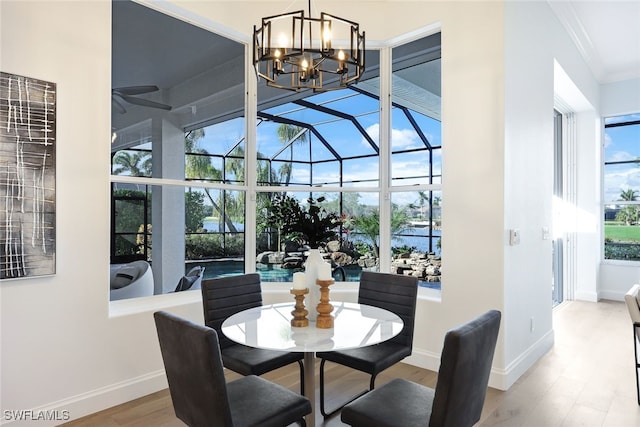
[615,206,640,225]
[266,195,342,248]
[604,223,640,260]
[113,189,149,234]
[353,241,374,257]
[344,204,411,257]
[391,245,417,256]
[185,233,245,259]
[604,242,640,260]
[114,235,140,257]
[619,188,638,201]
[112,150,152,176]
[185,191,207,233]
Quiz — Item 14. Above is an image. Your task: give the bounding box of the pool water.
[190,259,440,290]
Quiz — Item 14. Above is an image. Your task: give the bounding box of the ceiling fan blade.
[114,85,160,95]
[111,96,127,114]
[117,93,172,111]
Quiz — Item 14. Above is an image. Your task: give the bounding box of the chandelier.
[253,1,365,92]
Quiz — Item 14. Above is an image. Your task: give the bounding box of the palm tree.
[276,124,307,186]
[348,205,411,258]
[617,188,639,225]
[619,189,638,201]
[112,151,151,176]
[184,129,238,233]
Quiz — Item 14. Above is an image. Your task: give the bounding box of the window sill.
[109,290,201,318]
[108,280,441,317]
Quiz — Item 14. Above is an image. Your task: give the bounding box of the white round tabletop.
[221,301,404,353]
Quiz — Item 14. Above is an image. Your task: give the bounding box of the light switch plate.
[509,229,520,245]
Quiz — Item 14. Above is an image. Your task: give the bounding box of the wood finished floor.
[63,300,640,427]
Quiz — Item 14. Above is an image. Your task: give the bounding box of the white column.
[151,116,186,294]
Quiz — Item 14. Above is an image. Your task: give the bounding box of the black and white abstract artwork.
[0,71,56,280]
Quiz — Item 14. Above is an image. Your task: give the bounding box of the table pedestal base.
[304,352,316,427]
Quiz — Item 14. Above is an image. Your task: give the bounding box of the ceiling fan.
[112,85,172,114]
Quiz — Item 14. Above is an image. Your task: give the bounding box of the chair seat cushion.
[317,341,411,375]
[228,375,311,427]
[341,378,435,427]
[222,344,303,376]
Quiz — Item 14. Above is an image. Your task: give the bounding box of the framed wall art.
[0,71,56,280]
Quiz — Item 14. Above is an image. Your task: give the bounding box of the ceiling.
[112,0,640,126]
[548,0,640,83]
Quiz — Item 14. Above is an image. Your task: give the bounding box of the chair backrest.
[201,273,262,349]
[153,311,233,427]
[625,284,640,340]
[357,271,418,348]
[429,310,501,427]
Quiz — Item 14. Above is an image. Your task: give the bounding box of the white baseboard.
[405,329,554,392]
[597,289,626,301]
[575,290,599,302]
[1,370,168,426]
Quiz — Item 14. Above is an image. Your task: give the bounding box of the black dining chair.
[341,310,502,427]
[200,273,305,394]
[317,271,418,417]
[153,311,311,427]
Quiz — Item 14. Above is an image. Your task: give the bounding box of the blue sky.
[196,87,441,207]
[604,113,640,203]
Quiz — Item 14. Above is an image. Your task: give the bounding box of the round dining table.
[221,300,404,427]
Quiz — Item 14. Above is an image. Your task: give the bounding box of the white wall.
[0,0,611,424]
[0,2,193,425]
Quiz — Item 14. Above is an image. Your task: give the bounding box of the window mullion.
[245,43,258,274]
[379,47,393,273]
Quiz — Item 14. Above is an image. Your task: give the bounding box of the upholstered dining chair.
[624,284,640,405]
[200,273,305,394]
[317,271,418,417]
[341,310,501,427]
[154,311,311,427]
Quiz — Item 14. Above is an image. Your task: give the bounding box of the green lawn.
[604,223,640,242]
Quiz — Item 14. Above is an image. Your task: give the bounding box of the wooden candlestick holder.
[315,279,335,329]
[290,288,309,327]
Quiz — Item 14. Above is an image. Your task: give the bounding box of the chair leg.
[297,359,305,395]
[319,359,377,418]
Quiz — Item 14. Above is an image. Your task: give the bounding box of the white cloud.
[607,150,636,162]
[362,123,422,150]
[604,168,640,202]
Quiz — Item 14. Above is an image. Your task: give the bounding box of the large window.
[110,0,246,298]
[253,34,442,288]
[111,1,441,299]
[603,114,640,260]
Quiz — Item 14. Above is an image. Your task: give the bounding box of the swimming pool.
[189,259,440,290]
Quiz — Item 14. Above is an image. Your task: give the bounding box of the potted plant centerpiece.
[266,195,343,253]
[266,195,342,319]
